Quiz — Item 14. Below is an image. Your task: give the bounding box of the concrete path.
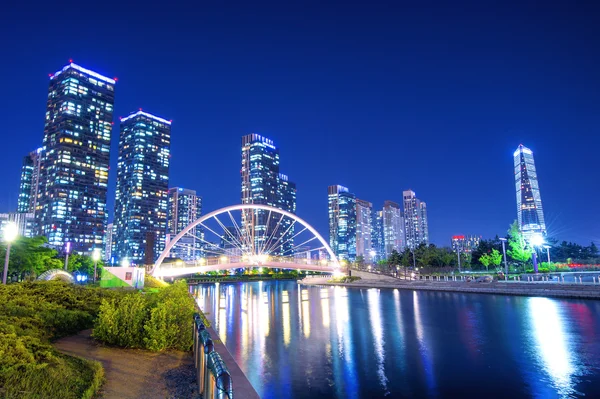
[54,330,199,399]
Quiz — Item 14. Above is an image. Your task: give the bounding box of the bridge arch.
[151,204,339,277]
[37,269,75,283]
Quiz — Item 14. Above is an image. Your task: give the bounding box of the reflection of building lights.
[529,298,575,395]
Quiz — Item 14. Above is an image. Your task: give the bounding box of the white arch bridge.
[151,204,341,278]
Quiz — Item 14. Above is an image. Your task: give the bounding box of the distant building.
[17,148,42,214]
[104,223,114,262]
[382,200,404,258]
[403,190,429,249]
[328,185,356,261]
[451,235,481,254]
[113,110,171,265]
[514,144,546,240]
[371,210,385,262]
[0,212,36,238]
[240,134,296,256]
[166,187,203,262]
[37,62,116,253]
[355,199,372,259]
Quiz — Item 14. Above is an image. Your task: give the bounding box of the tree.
[479,253,491,271]
[506,221,531,267]
[489,249,502,268]
[388,250,402,267]
[355,255,365,269]
[0,236,62,281]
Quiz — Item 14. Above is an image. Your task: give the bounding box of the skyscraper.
[37,62,115,253]
[240,134,296,255]
[403,190,429,249]
[382,200,404,258]
[514,144,546,240]
[113,110,171,264]
[328,185,356,261]
[167,187,203,262]
[17,148,42,214]
[371,210,385,262]
[355,198,372,259]
[451,235,481,254]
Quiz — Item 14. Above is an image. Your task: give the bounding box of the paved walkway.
[54,330,199,399]
[303,270,600,299]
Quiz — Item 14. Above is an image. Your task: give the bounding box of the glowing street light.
[121,258,130,268]
[2,222,18,284]
[529,233,544,274]
[92,248,101,283]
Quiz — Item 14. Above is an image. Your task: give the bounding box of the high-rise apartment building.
[167,187,203,262]
[403,190,429,249]
[371,210,385,262]
[451,235,481,254]
[37,62,115,253]
[328,185,356,261]
[514,144,546,240]
[240,134,296,256]
[382,200,404,258]
[355,199,372,259]
[113,110,171,264]
[17,148,42,214]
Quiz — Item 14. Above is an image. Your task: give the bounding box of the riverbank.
[302,270,600,299]
[54,330,198,399]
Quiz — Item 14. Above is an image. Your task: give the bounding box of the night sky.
[1,1,599,246]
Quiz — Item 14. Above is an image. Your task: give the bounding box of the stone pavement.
[54,330,199,399]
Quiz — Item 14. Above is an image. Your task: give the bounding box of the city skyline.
[1,2,599,246]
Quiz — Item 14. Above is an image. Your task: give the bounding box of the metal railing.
[193,314,234,399]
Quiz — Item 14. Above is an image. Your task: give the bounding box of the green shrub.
[94,281,195,351]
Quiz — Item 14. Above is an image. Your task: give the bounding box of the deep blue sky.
[1,1,599,246]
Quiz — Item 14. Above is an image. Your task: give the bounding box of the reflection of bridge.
[151,204,341,278]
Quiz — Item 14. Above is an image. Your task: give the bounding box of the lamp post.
[499,238,508,280]
[530,234,544,274]
[121,258,130,268]
[543,245,551,264]
[457,246,461,273]
[2,222,18,285]
[92,248,101,283]
[64,242,71,271]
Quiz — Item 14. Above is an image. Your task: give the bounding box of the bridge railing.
[193,314,233,399]
[162,255,339,269]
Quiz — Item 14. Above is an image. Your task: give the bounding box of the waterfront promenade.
[302,270,600,299]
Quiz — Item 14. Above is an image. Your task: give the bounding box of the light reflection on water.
[193,281,600,399]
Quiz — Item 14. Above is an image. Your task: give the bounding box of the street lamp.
[121,258,130,268]
[456,245,461,273]
[530,234,544,274]
[92,248,101,283]
[64,242,71,271]
[499,237,509,280]
[543,245,551,264]
[2,222,18,284]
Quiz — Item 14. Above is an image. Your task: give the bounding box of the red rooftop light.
[69,58,73,63]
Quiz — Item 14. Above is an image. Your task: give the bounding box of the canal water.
[192,281,600,398]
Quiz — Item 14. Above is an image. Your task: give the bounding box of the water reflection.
[528,297,577,397]
[193,282,600,399]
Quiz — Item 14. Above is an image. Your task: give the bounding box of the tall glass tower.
[355,198,372,259]
[167,187,203,262]
[383,200,404,258]
[240,134,296,256]
[371,210,385,262]
[328,185,356,261]
[17,148,42,214]
[403,190,429,249]
[514,144,546,239]
[113,111,171,265]
[37,62,115,253]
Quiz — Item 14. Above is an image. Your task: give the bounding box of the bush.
[0,281,121,399]
[94,281,195,351]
